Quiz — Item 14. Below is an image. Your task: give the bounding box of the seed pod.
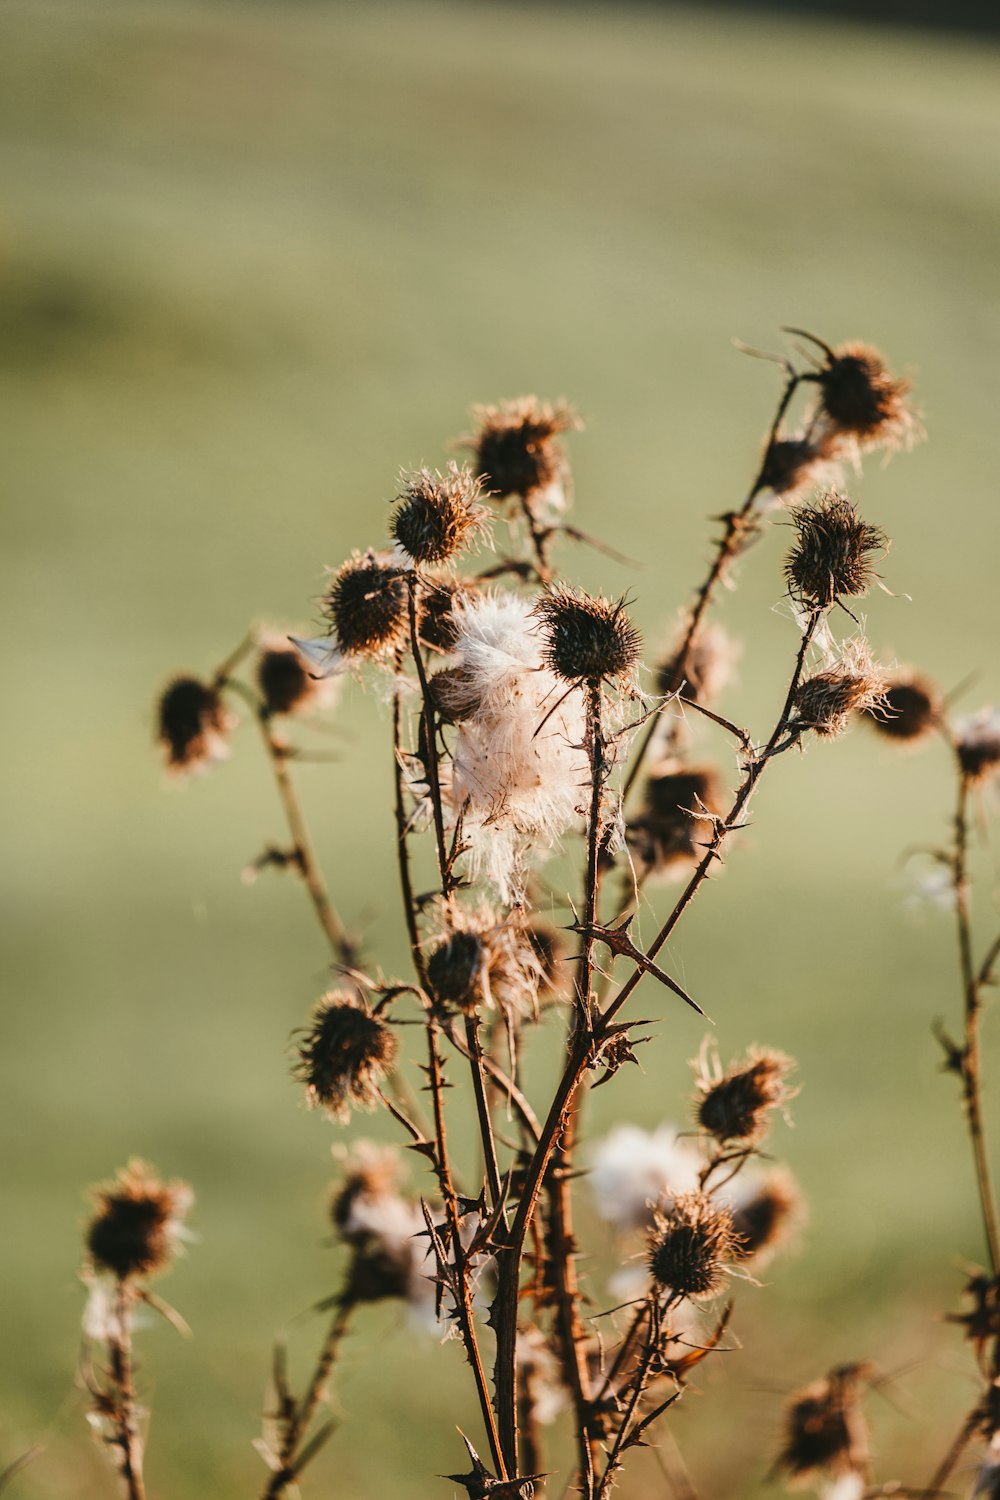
[157,675,233,774]
[390,465,487,565]
[533,586,641,685]
[775,1365,871,1486]
[729,1167,802,1264]
[323,550,408,657]
[694,1046,794,1145]
[954,709,1000,785]
[628,765,724,878]
[466,396,579,500]
[784,493,887,608]
[86,1160,193,1282]
[863,672,940,744]
[814,339,919,453]
[794,641,885,738]
[294,993,398,1123]
[647,1191,740,1301]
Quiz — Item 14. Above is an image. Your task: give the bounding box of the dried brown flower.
[759,433,841,501]
[390,464,488,565]
[533,586,642,685]
[647,1192,740,1301]
[694,1045,795,1144]
[863,671,940,744]
[466,396,579,500]
[794,641,885,738]
[776,1365,871,1486]
[784,493,887,608]
[294,993,398,1123]
[813,339,920,453]
[322,550,409,657]
[628,764,725,878]
[419,578,475,654]
[157,675,233,774]
[86,1159,193,1282]
[947,1272,1000,1364]
[955,710,1000,786]
[729,1167,802,1264]
[426,912,544,1019]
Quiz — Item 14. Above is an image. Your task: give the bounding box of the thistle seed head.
[255,639,323,717]
[776,1366,871,1484]
[863,672,941,744]
[390,464,488,565]
[955,709,1000,786]
[86,1160,193,1282]
[157,675,233,774]
[694,1045,795,1144]
[759,433,841,501]
[466,396,579,500]
[794,641,885,738]
[294,993,398,1123]
[784,493,887,608]
[647,1191,740,1301]
[533,586,642,685]
[322,550,408,657]
[815,340,920,453]
[729,1167,802,1264]
[426,911,545,1019]
[628,764,725,878]
[419,578,475,654]
[427,930,485,1010]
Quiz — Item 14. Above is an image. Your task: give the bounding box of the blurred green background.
[3,1,1000,1495]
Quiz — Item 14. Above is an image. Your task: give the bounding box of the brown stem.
[406,574,451,896]
[596,1300,665,1499]
[392,684,428,988]
[464,1012,505,1211]
[110,1281,147,1500]
[926,1404,981,1495]
[262,1301,353,1500]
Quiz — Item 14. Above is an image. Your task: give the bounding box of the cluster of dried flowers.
[47,334,1000,1500]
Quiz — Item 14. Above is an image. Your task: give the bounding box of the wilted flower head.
[419,577,476,654]
[784,493,887,608]
[725,1166,803,1265]
[533,586,642,687]
[793,640,885,738]
[330,1141,434,1310]
[775,1365,871,1488]
[389,464,488,565]
[425,908,545,1020]
[809,338,920,455]
[759,432,843,503]
[157,675,234,775]
[955,709,1000,786]
[656,622,738,707]
[694,1042,795,1145]
[86,1159,193,1282]
[321,549,409,660]
[590,1123,700,1232]
[863,671,940,745]
[256,634,338,718]
[647,1191,740,1301]
[294,992,398,1123]
[628,764,725,880]
[466,396,580,502]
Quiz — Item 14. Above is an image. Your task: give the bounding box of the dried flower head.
[419,577,475,654]
[812,338,919,453]
[390,464,488,565]
[794,640,885,738]
[426,909,545,1020]
[784,493,887,608]
[947,1271,1000,1363]
[694,1043,795,1144]
[776,1365,871,1487]
[727,1167,803,1264]
[656,623,738,707]
[294,992,398,1123]
[628,764,725,879]
[86,1159,193,1282]
[759,432,842,502]
[157,675,234,775]
[955,709,1000,786]
[329,1142,433,1308]
[533,586,642,686]
[467,396,579,500]
[863,671,940,745]
[322,549,408,658]
[647,1191,740,1301]
[255,633,338,718]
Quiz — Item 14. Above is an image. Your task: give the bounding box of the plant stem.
[109,1281,146,1500]
[262,1301,353,1500]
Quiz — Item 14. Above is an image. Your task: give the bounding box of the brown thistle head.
[776,1364,872,1486]
[863,671,941,745]
[294,993,398,1123]
[759,432,841,501]
[426,912,545,1020]
[954,710,1000,786]
[390,464,488,565]
[794,641,885,738]
[86,1159,193,1282]
[647,1191,741,1301]
[157,675,234,774]
[813,339,920,453]
[419,578,476,654]
[729,1167,803,1264]
[694,1044,795,1145]
[322,550,409,658]
[628,764,725,878]
[784,493,887,608]
[533,586,642,686]
[466,396,580,500]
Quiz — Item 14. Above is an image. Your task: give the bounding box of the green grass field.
[3,2,1000,1495]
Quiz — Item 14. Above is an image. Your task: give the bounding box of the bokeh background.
[3,2,1000,1496]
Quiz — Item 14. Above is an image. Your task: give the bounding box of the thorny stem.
[927,1405,982,1496]
[406,574,452,897]
[952,774,1000,1276]
[109,1281,147,1500]
[392,683,427,987]
[262,1301,353,1500]
[465,1012,505,1212]
[596,1300,666,1500]
[621,371,802,808]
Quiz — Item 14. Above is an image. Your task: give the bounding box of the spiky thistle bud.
[694,1044,795,1145]
[794,641,885,738]
[628,764,725,879]
[812,338,920,454]
[532,586,641,686]
[729,1167,802,1265]
[294,993,398,1123]
[955,709,1000,786]
[390,464,488,565]
[322,550,409,658]
[86,1160,193,1282]
[863,671,940,745]
[784,493,887,608]
[466,396,579,500]
[647,1192,740,1301]
[157,675,234,775]
[775,1365,871,1486]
